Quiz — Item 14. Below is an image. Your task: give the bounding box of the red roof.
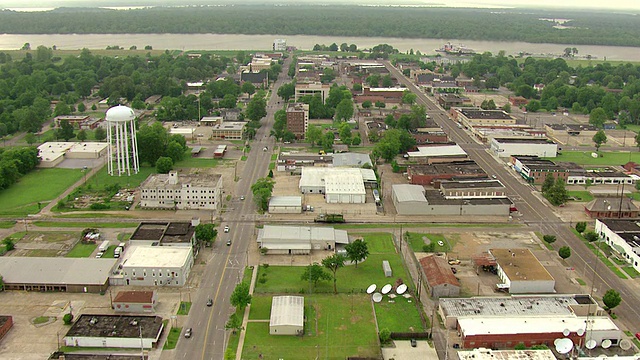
[113,291,155,304]
[419,256,460,287]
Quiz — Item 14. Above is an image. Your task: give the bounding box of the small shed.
[382,260,392,277]
[269,296,304,335]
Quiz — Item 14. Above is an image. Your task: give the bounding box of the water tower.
[105,105,139,176]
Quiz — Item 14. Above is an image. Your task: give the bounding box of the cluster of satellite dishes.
[367,283,407,303]
[553,328,633,355]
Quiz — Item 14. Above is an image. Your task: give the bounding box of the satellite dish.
[381,284,392,294]
[367,284,377,294]
[586,339,597,350]
[556,338,574,354]
[602,339,612,349]
[397,284,408,295]
[563,328,571,336]
[620,339,632,350]
[554,339,561,346]
[577,328,585,336]
[372,293,383,303]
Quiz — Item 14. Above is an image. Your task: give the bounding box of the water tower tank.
[106,105,135,123]
[106,105,139,176]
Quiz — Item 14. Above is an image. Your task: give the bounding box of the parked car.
[184,328,192,338]
[410,339,417,347]
[240,196,245,201]
[448,259,461,265]
[437,241,444,247]
[206,298,213,307]
[224,225,230,233]
[636,332,640,341]
[451,267,458,274]
[226,239,232,246]
[95,252,104,258]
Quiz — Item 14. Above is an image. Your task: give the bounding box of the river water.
[1,33,639,61]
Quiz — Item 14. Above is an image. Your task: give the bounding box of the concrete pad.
[382,340,437,360]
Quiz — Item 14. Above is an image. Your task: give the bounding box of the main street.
[174,58,291,360]
[384,61,640,332]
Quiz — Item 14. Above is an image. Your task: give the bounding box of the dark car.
[226,239,232,246]
[207,298,213,307]
[410,338,417,347]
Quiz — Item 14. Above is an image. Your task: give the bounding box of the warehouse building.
[130,221,197,250]
[392,185,511,216]
[406,144,468,163]
[419,255,460,299]
[407,161,487,185]
[584,198,639,219]
[299,167,376,204]
[121,247,194,287]
[257,225,349,255]
[64,315,164,349]
[458,349,556,360]
[450,108,516,127]
[268,196,303,214]
[113,291,158,313]
[140,171,223,211]
[439,179,506,199]
[38,142,109,168]
[490,138,558,158]
[0,257,116,293]
[332,153,372,167]
[594,219,640,273]
[489,248,555,294]
[269,296,304,335]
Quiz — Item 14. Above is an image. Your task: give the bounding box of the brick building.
[286,103,309,139]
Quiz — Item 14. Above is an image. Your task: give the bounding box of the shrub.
[379,328,391,344]
[63,313,73,325]
[542,235,556,244]
[90,202,110,210]
[515,343,526,350]
[575,222,587,233]
[422,243,435,252]
[583,231,599,242]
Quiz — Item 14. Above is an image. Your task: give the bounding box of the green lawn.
[622,266,640,278]
[103,245,117,258]
[270,154,278,161]
[0,168,84,216]
[177,302,192,315]
[576,278,587,285]
[241,156,248,161]
[66,243,97,258]
[567,191,594,202]
[269,162,276,170]
[255,233,411,294]
[545,151,640,166]
[374,294,426,333]
[405,232,452,253]
[174,157,220,168]
[33,221,138,228]
[163,326,182,350]
[243,295,379,359]
[0,221,16,228]
[84,166,156,191]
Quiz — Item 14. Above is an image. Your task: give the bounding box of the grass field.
[174,157,220,168]
[0,168,84,216]
[567,191,594,202]
[255,233,411,294]
[33,221,138,228]
[163,326,182,350]
[177,302,192,315]
[243,294,379,359]
[405,232,452,253]
[545,151,639,166]
[374,294,426,333]
[622,266,640,278]
[66,243,97,258]
[0,221,16,228]
[84,166,156,191]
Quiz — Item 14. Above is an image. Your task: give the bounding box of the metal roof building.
[0,257,116,293]
[332,153,372,167]
[268,196,303,214]
[270,296,304,335]
[257,225,349,255]
[489,248,555,294]
[300,167,375,204]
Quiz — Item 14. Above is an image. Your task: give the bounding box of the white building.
[121,246,194,287]
[268,196,303,214]
[140,171,222,211]
[406,144,467,161]
[489,248,555,294]
[273,39,287,51]
[257,225,349,255]
[295,83,330,104]
[594,219,640,273]
[37,142,108,168]
[299,167,375,204]
[269,296,304,335]
[458,349,557,360]
[490,138,558,158]
[64,315,164,349]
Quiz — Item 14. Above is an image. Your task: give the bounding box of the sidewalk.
[235,265,259,360]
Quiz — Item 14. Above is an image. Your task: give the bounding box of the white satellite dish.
[372,293,383,303]
[586,339,597,350]
[554,339,561,346]
[563,328,571,336]
[396,284,407,295]
[620,339,632,350]
[602,339,612,349]
[577,328,585,336]
[381,284,392,294]
[367,284,377,294]
[556,338,574,354]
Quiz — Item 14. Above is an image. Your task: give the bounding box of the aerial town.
[0,12,639,360]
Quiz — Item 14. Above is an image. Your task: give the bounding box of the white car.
[437,241,444,247]
[95,252,104,258]
[224,225,230,233]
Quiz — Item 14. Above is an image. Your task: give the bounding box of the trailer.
[98,240,110,253]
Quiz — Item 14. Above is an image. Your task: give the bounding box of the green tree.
[230,282,252,310]
[502,103,511,113]
[353,83,363,92]
[58,120,75,141]
[592,130,607,152]
[589,107,607,128]
[602,289,621,311]
[305,125,322,146]
[322,254,346,294]
[225,313,243,334]
[334,98,354,122]
[2,238,14,251]
[245,94,267,121]
[24,133,37,145]
[277,82,295,102]
[635,132,640,151]
[76,129,87,142]
[583,231,599,242]
[525,100,541,112]
[379,328,391,344]
[345,239,369,268]
[94,127,106,141]
[63,313,73,325]
[321,131,335,152]
[195,223,217,245]
[338,122,352,144]
[251,177,274,213]
[542,235,556,244]
[155,156,173,174]
[54,102,72,117]
[542,174,555,193]
[301,263,332,291]
[558,246,571,260]
[166,140,186,163]
[575,222,587,233]
[546,177,568,206]
[137,122,169,165]
[402,90,417,105]
[361,100,372,109]
[241,81,256,99]
[77,102,86,113]
[352,133,361,146]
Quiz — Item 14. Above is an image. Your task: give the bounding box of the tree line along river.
[1,33,640,62]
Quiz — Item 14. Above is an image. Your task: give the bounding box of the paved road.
[384,61,640,336]
[174,58,291,360]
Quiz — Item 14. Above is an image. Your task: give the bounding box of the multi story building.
[140,171,222,211]
[594,219,640,272]
[450,108,516,128]
[295,83,330,104]
[210,121,246,140]
[286,103,309,139]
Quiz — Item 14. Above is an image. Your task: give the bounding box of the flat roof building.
[439,179,506,199]
[407,160,487,185]
[140,171,223,211]
[268,196,303,214]
[451,108,516,127]
[511,156,569,184]
[406,144,468,162]
[332,152,372,167]
[489,248,555,294]
[210,121,246,140]
[257,225,349,255]
[594,219,640,273]
[295,83,330,104]
[490,138,558,158]
[270,296,304,335]
[121,246,194,287]
[458,349,556,360]
[300,167,376,204]
[38,142,109,167]
[113,290,158,313]
[286,103,309,139]
[0,257,115,293]
[64,314,164,349]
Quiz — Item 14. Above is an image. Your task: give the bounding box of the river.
[1,33,639,61]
